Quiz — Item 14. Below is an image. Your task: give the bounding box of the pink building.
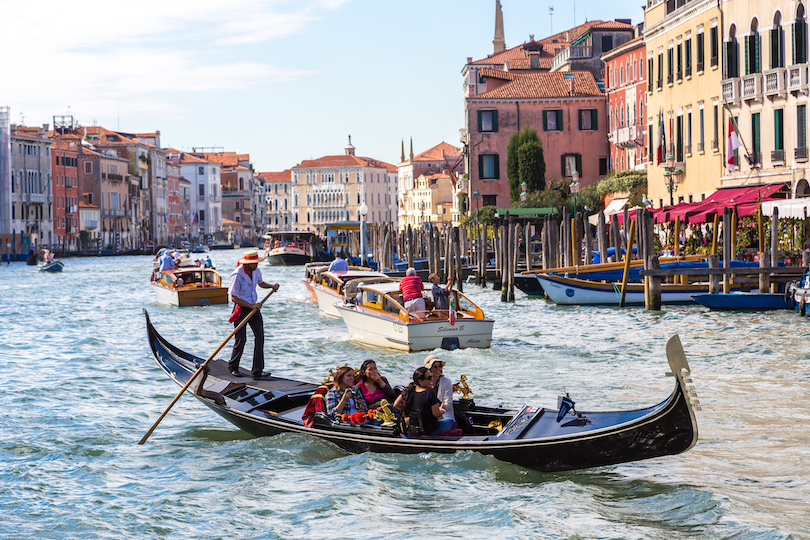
[463,69,608,209]
[603,35,648,173]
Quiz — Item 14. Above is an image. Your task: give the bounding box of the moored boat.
[335,281,494,351]
[143,310,700,473]
[786,269,810,314]
[38,261,64,273]
[304,266,392,317]
[537,273,744,305]
[263,231,333,266]
[151,266,228,307]
[691,292,791,311]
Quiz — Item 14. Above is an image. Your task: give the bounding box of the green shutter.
[575,154,582,176]
[578,110,583,130]
[793,23,797,65]
[492,110,498,132]
[561,155,566,177]
[744,36,750,75]
[755,34,761,73]
[543,111,549,131]
[557,110,563,131]
[493,154,500,179]
[591,109,598,130]
[775,109,784,150]
[771,29,776,69]
[478,154,484,178]
[477,111,483,132]
[752,113,760,154]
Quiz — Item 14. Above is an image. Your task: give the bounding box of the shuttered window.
[578,109,598,130]
[543,110,563,131]
[477,110,498,132]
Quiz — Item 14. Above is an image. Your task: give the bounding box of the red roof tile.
[294,154,395,171]
[471,70,604,99]
[412,142,462,162]
[259,170,291,182]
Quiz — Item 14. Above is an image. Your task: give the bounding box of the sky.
[1,0,646,172]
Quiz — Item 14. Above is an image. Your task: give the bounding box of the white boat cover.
[762,198,810,218]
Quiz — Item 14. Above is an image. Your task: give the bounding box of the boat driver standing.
[228,250,279,380]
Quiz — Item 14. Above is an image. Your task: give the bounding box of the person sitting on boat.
[399,268,425,321]
[355,359,396,409]
[424,355,455,427]
[393,367,455,437]
[328,251,349,272]
[43,249,54,263]
[428,272,453,312]
[326,366,369,420]
[158,250,177,271]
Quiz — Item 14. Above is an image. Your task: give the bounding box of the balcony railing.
[84,220,98,230]
[771,149,786,163]
[741,73,762,100]
[685,144,692,155]
[667,73,674,84]
[697,59,704,72]
[697,141,705,152]
[721,78,741,103]
[763,67,786,97]
[750,152,763,167]
[788,64,808,92]
[796,147,808,161]
[711,139,719,150]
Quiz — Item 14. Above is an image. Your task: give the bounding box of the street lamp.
[664,152,681,206]
[570,171,581,214]
[358,202,368,266]
[520,181,528,208]
[472,190,479,217]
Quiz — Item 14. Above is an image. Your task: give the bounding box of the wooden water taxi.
[263,231,333,266]
[304,266,392,317]
[144,311,699,473]
[335,281,494,351]
[151,266,228,307]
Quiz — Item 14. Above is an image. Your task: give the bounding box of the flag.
[556,395,575,422]
[448,296,456,326]
[726,118,741,172]
[656,111,665,165]
[190,211,197,224]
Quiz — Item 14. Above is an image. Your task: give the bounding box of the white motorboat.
[303,266,392,317]
[335,281,494,352]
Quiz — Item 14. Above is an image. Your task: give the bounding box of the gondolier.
[228,250,279,379]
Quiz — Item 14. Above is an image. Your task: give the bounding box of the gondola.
[143,310,700,472]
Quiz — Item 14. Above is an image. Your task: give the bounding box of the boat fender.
[785,285,794,306]
[801,293,807,316]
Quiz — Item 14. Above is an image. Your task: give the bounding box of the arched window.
[745,18,761,74]
[771,12,785,68]
[726,24,740,78]
[794,4,807,64]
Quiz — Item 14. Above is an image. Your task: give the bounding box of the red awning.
[684,183,789,224]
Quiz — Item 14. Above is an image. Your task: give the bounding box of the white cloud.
[0,0,338,126]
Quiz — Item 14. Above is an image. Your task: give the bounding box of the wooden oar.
[138,288,277,445]
[618,220,637,307]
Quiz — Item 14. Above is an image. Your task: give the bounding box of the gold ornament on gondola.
[453,374,474,400]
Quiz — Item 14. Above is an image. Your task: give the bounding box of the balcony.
[24,193,47,204]
[711,139,719,150]
[103,209,126,217]
[741,73,762,100]
[796,147,809,162]
[697,141,705,153]
[749,152,762,168]
[614,126,636,148]
[771,149,786,164]
[721,78,741,104]
[763,67,786,97]
[788,64,808,92]
[84,220,98,230]
[667,73,674,85]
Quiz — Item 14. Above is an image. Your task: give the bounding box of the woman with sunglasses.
[393,367,456,436]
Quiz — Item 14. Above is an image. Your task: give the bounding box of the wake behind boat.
[143,310,700,473]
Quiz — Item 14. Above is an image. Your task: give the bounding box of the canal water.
[1,250,808,539]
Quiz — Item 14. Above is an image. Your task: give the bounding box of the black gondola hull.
[144,311,699,472]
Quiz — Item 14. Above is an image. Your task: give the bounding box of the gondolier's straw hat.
[238,250,264,265]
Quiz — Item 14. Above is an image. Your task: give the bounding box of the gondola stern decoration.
[665,333,701,450]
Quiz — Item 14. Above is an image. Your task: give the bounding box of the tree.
[506,126,545,203]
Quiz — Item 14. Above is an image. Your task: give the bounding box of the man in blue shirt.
[158,250,177,271]
[328,251,349,272]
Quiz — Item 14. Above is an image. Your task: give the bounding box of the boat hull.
[692,293,791,311]
[537,274,740,305]
[311,285,343,317]
[152,283,228,307]
[144,312,699,473]
[336,304,493,351]
[38,261,64,272]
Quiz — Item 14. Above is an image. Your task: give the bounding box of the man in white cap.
[228,249,279,379]
[424,355,455,427]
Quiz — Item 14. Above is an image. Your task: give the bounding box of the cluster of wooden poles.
[339,203,810,308]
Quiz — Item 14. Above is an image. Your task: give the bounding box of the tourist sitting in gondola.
[355,360,396,409]
[325,366,369,420]
[393,367,455,437]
